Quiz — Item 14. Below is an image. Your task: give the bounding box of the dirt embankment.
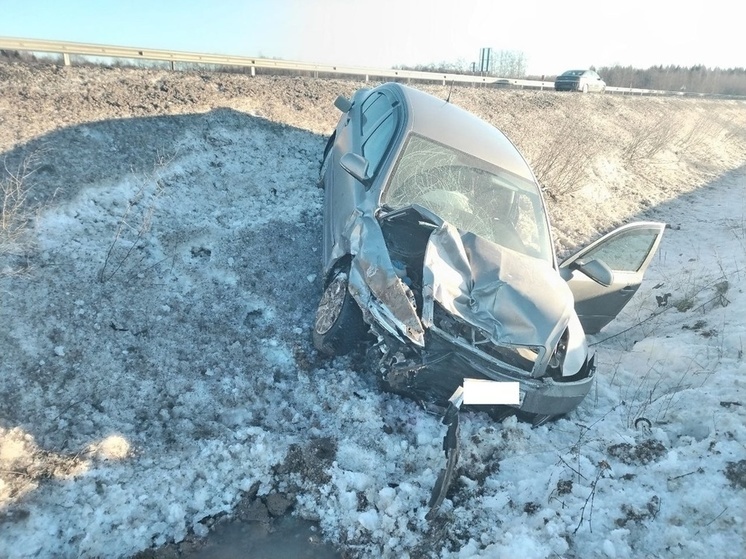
[2,61,746,252]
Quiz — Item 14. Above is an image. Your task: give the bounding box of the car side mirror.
[334,96,352,113]
[572,258,613,287]
[340,152,370,184]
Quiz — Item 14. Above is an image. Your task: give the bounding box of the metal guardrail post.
[63,52,70,66]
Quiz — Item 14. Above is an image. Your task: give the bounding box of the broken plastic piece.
[427,386,464,520]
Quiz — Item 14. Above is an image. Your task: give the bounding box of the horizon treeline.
[592,64,746,95]
[396,56,746,95]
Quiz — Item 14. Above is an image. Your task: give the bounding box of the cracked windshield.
[383,134,552,262]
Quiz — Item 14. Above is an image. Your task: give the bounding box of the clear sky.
[0,0,741,75]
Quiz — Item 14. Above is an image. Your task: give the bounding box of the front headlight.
[558,313,588,377]
[548,327,569,370]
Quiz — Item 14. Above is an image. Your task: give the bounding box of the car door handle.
[621,286,636,293]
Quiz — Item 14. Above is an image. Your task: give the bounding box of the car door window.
[578,229,660,272]
[561,222,665,334]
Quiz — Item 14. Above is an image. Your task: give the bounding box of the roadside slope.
[3,62,746,250]
[1,62,745,559]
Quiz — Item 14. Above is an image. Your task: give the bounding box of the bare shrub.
[99,153,174,283]
[623,113,679,162]
[0,49,39,64]
[1,155,38,274]
[676,114,726,152]
[529,119,599,197]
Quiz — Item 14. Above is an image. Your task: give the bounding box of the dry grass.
[676,114,727,153]
[0,155,37,275]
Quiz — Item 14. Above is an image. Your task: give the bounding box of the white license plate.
[462,379,521,406]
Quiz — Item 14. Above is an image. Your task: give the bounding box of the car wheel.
[582,83,589,93]
[313,269,366,356]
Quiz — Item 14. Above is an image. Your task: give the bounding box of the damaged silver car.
[313,83,664,423]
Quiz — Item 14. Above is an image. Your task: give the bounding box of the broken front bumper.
[382,326,595,417]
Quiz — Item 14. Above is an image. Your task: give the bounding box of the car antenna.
[446,80,454,103]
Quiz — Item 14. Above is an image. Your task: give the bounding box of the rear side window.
[362,113,396,175]
[361,92,391,135]
[359,90,399,177]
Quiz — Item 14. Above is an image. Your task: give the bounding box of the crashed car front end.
[345,206,595,419]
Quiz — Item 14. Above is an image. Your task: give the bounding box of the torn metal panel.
[423,222,573,364]
[341,208,425,346]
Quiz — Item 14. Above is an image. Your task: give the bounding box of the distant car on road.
[555,69,606,93]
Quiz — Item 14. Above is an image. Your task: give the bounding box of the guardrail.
[0,36,691,96]
[0,36,538,87]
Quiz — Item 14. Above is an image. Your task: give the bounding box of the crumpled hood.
[422,222,574,355]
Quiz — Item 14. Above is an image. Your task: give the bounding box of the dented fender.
[331,207,425,346]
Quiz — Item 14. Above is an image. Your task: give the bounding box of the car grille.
[431,304,540,375]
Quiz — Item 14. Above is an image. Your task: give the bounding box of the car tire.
[313,269,367,356]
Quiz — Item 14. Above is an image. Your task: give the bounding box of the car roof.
[388,83,536,182]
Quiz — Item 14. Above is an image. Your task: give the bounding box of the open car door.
[559,222,666,335]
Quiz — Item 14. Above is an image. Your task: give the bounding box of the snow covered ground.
[1,64,745,558]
